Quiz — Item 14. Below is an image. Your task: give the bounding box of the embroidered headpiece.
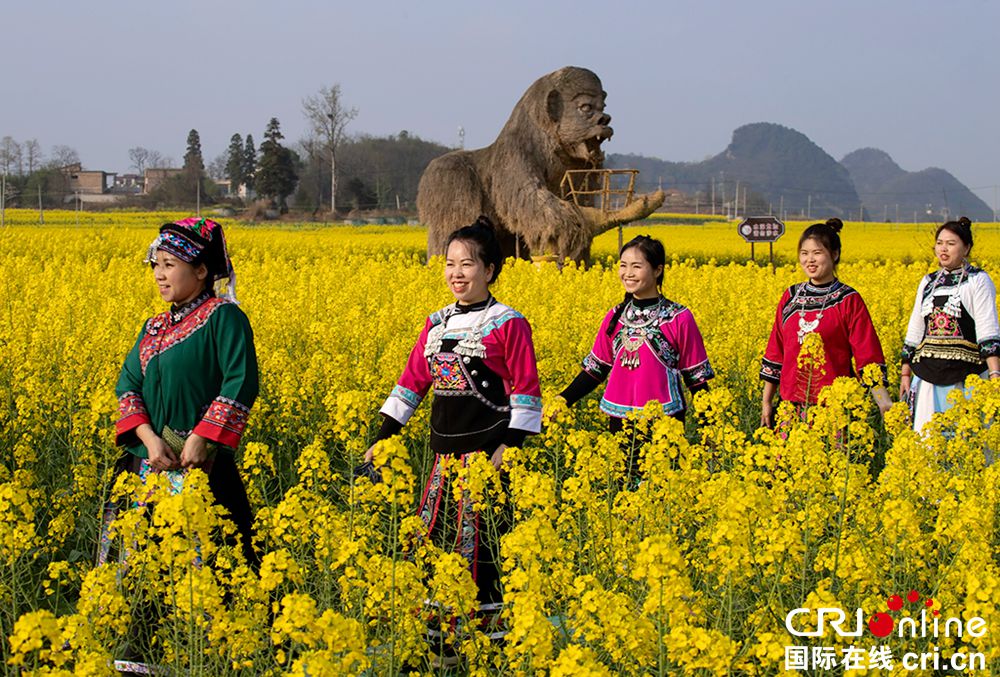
[144,217,239,302]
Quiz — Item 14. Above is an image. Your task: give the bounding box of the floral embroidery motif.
[582,352,611,379]
[927,309,961,337]
[759,357,782,383]
[197,397,251,444]
[139,297,225,374]
[681,359,716,388]
[117,391,148,424]
[431,353,472,391]
[418,457,445,533]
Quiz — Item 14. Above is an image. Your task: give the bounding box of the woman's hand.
[490,444,507,471]
[760,381,778,429]
[136,424,179,471]
[542,396,568,425]
[180,433,211,469]
[760,400,775,429]
[872,386,893,416]
[364,443,377,464]
[898,373,912,401]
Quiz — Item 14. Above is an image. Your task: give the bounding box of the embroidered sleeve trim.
[582,352,612,379]
[760,357,782,384]
[115,391,151,443]
[510,394,543,411]
[193,396,251,449]
[680,359,716,388]
[390,385,423,408]
[979,336,1000,358]
[381,386,420,425]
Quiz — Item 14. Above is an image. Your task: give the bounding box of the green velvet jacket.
[115,292,259,457]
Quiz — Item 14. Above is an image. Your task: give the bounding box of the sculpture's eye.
[579,103,593,115]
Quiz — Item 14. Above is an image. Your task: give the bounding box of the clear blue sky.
[3,0,997,207]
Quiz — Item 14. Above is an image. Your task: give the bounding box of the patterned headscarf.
[144,217,238,302]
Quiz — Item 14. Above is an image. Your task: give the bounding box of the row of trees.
[3,82,453,215]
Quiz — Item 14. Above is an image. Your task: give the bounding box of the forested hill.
[840,147,992,221]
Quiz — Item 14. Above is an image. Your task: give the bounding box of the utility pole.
[0,170,5,228]
[196,179,201,217]
[779,195,784,218]
[720,173,726,218]
[807,195,812,220]
[711,178,716,215]
[38,184,44,224]
[896,204,899,223]
[327,113,337,216]
[734,180,740,219]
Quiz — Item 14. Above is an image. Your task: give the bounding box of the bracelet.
[989,370,1000,377]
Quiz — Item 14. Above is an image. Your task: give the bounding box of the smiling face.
[618,246,662,299]
[798,238,837,285]
[445,239,494,304]
[935,227,970,270]
[151,250,208,305]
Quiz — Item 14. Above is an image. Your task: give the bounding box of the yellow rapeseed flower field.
[2,209,1000,675]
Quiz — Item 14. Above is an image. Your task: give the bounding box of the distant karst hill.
[607,122,986,221]
[608,122,860,218]
[840,148,992,221]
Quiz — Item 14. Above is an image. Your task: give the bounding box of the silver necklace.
[794,282,835,344]
[424,297,494,359]
[921,263,968,319]
[618,299,660,369]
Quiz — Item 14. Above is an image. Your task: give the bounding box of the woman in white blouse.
[900,217,1000,432]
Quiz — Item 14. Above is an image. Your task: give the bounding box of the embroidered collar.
[802,279,841,295]
[170,291,213,324]
[631,295,661,308]
[454,295,493,314]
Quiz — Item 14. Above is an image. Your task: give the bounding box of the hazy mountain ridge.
[840,147,992,221]
[607,123,988,220]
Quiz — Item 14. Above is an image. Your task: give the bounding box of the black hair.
[936,216,973,251]
[607,235,666,336]
[798,218,844,265]
[444,215,504,284]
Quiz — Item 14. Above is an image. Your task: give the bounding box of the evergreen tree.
[243,135,256,197]
[256,119,297,211]
[225,134,244,194]
[180,129,206,204]
[183,129,204,173]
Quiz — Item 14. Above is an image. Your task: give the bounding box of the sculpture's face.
[550,72,613,165]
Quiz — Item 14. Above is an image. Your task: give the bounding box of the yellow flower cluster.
[2,215,1000,674]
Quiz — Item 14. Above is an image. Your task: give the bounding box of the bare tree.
[50,145,80,167]
[0,136,19,175]
[207,152,227,181]
[129,146,151,175]
[147,150,175,169]
[302,84,357,215]
[24,139,42,173]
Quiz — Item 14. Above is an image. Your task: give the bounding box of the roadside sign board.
[738,216,785,243]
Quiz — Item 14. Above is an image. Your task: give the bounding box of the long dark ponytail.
[606,235,666,336]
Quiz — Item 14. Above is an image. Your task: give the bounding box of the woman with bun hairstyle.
[556,235,715,476]
[760,218,891,427]
[366,216,541,641]
[900,216,1000,432]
